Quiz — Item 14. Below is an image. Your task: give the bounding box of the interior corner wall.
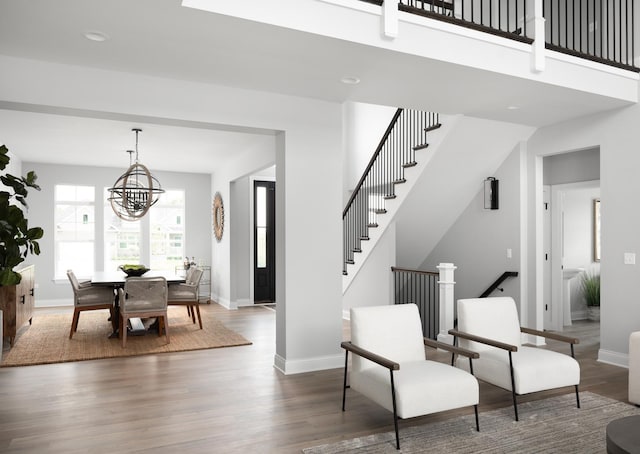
[527,104,640,367]
[420,145,523,303]
[342,221,396,317]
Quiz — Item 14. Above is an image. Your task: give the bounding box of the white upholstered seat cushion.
[351,360,479,419]
[457,346,579,394]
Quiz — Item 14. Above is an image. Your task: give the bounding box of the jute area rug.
[1,306,251,367]
[303,392,640,453]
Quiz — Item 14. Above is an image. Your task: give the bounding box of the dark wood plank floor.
[0,304,628,453]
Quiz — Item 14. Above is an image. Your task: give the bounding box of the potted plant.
[0,144,44,286]
[581,270,600,321]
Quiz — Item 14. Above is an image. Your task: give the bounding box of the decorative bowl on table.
[119,264,150,277]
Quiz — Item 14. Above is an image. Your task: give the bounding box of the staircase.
[343,108,441,277]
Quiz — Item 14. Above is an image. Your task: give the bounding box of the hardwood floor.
[0,304,629,453]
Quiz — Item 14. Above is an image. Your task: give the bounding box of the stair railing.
[391,266,440,339]
[343,108,440,274]
[479,271,519,297]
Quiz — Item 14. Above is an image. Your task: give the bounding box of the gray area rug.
[303,392,640,453]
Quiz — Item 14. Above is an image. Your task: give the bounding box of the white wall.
[544,148,600,184]
[229,176,251,306]
[527,103,640,367]
[421,144,523,302]
[395,116,534,269]
[23,162,212,306]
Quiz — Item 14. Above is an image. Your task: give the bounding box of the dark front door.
[254,180,275,303]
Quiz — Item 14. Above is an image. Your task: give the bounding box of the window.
[55,185,95,278]
[256,185,267,268]
[150,189,185,271]
[104,188,141,271]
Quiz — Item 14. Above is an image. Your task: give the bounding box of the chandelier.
[107,128,164,221]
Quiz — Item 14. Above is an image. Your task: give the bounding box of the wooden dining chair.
[67,270,115,339]
[168,267,204,329]
[117,276,169,348]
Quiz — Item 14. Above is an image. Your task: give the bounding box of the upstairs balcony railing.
[545,0,636,71]
[360,0,638,71]
[399,0,532,43]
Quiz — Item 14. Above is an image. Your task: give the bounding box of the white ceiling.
[0,0,635,173]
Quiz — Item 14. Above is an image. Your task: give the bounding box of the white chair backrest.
[350,304,425,372]
[67,270,80,292]
[123,276,168,308]
[457,297,522,352]
[188,268,203,286]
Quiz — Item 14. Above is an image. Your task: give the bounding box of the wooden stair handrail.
[479,271,518,298]
[343,108,403,218]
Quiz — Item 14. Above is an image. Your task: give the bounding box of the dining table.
[91,270,186,338]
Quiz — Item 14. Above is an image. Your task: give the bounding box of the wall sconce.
[484,177,499,210]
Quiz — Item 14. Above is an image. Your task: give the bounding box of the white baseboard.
[273,353,343,375]
[598,348,629,368]
[36,299,72,308]
[215,296,237,310]
[236,298,253,308]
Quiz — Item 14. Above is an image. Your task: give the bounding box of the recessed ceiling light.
[507,105,520,110]
[83,30,110,42]
[341,76,361,85]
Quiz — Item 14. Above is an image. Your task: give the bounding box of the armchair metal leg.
[342,350,349,412]
[474,404,479,431]
[389,370,400,450]
[575,385,581,408]
[508,351,519,421]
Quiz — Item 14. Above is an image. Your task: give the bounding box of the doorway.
[254,180,276,303]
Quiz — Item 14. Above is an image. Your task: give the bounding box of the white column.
[383,0,398,38]
[530,0,546,72]
[437,262,456,344]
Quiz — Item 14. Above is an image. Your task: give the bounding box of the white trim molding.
[598,348,629,369]
[274,353,343,375]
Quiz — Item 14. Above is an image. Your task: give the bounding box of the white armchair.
[628,332,640,405]
[341,303,480,450]
[450,297,580,421]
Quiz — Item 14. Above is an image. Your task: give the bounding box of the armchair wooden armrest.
[448,329,518,352]
[341,341,399,371]
[423,338,479,359]
[520,327,579,344]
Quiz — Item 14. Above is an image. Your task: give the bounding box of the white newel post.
[437,263,456,345]
[530,0,546,72]
[383,0,398,38]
